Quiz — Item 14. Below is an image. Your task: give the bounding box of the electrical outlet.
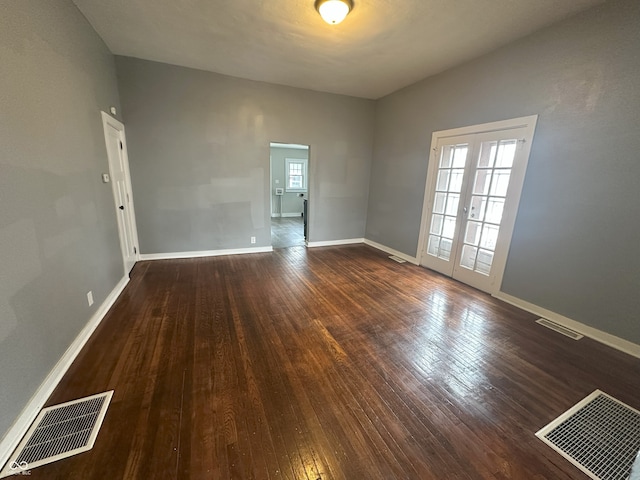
[250,236,256,244]
[87,291,94,306]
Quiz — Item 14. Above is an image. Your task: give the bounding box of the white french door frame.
[101,112,140,275]
[417,115,538,294]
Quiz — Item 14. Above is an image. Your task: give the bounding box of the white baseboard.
[363,239,419,265]
[139,246,273,261]
[0,275,130,469]
[494,291,640,359]
[306,238,364,248]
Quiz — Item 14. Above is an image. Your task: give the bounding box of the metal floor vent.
[536,390,640,480]
[388,255,407,264]
[0,391,113,478]
[536,318,584,340]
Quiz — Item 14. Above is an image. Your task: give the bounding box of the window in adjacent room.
[285,158,308,192]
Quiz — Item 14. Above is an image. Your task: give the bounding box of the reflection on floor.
[271,215,304,248]
[38,246,640,479]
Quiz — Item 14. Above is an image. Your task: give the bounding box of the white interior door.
[101,112,139,275]
[418,116,537,294]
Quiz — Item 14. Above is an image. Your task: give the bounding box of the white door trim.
[417,115,538,293]
[101,112,140,274]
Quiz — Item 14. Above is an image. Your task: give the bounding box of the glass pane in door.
[427,144,468,261]
[459,139,517,275]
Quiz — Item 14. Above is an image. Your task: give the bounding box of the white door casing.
[101,112,139,275]
[417,115,538,294]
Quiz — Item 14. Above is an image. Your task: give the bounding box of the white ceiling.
[72,0,605,99]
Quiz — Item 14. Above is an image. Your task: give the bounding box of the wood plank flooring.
[36,245,639,479]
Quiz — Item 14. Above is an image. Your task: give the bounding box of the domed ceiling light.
[315,0,353,25]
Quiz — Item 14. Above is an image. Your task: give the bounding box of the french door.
[419,116,537,294]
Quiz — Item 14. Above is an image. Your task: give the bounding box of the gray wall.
[0,1,123,441]
[366,0,640,343]
[115,57,375,252]
[270,146,308,216]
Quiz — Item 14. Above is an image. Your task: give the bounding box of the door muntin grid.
[427,143,468,261]
[420,116,537,294]
[459,139,517,275]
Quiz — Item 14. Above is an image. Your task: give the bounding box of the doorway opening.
[417,115,537,294]
[269,142,309,248]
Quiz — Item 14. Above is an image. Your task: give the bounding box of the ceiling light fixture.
[315,0,353,25]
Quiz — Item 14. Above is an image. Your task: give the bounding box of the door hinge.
[517,138,526,150]
[134,246,137,254]
[119,141,123,150]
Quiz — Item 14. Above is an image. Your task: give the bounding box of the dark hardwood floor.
[36,245,638,479]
